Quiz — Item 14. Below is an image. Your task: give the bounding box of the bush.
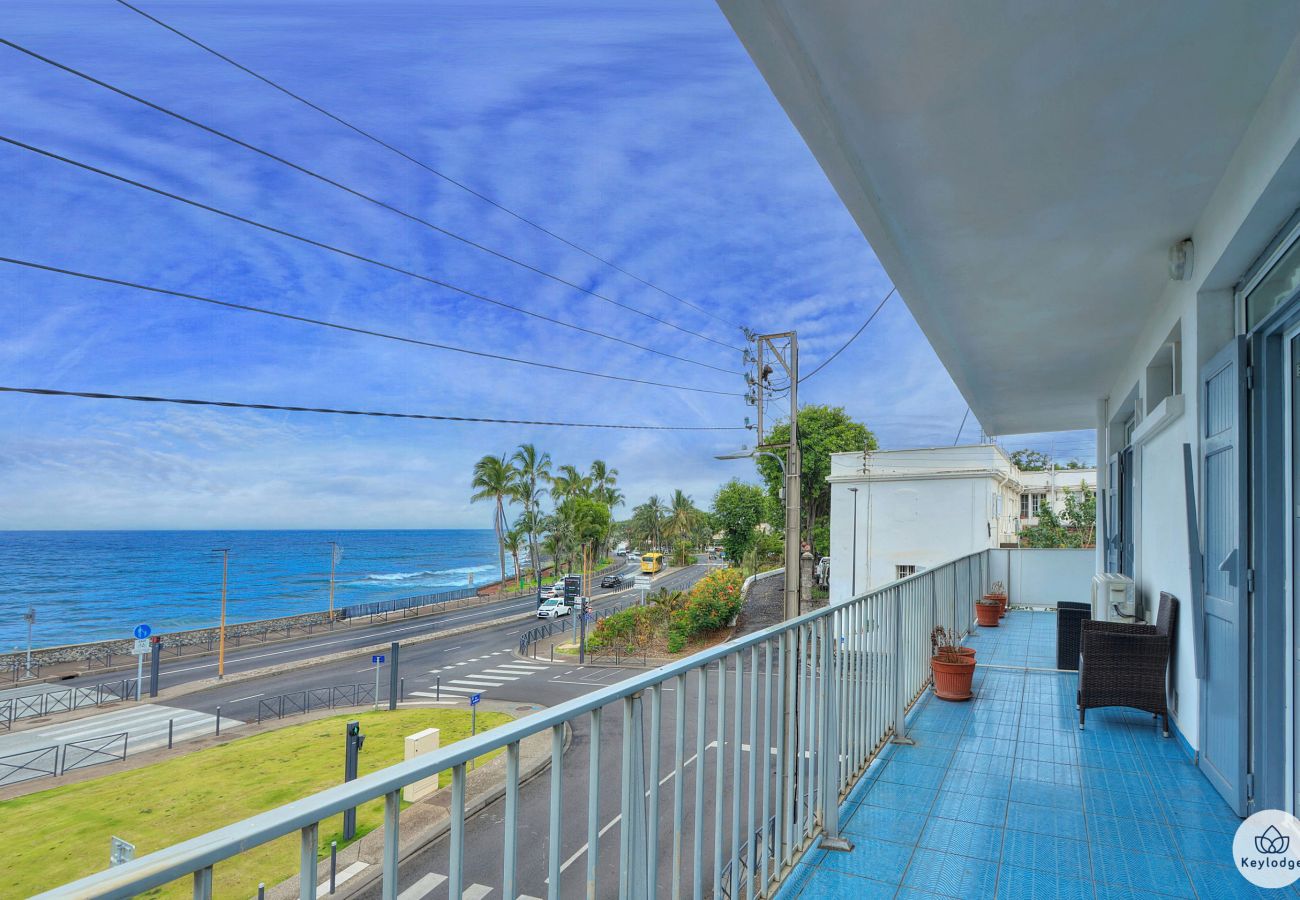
[669,568,745,648]
[586,605,654,653]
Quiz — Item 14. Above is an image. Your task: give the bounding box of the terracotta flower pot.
[931,654,975,700]
[975,601,1000,627]
[984,592,1008,619]
[935,645,975,661]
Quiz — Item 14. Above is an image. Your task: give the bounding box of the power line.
[0,257,741,397]
[111,0,745,333]
[0,386,745,430]
[1,134,740,376]
[0,38,741,353]
[798,287,896,383]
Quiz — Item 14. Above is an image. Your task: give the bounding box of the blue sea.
[0,530,517,650]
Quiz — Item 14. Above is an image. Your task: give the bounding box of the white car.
[536,597,571,618]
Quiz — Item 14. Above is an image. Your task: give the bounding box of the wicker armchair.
[1077,593,1177,736]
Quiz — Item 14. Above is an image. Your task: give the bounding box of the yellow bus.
[640,551,664,574]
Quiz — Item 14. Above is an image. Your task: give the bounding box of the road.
[9,561,760,898]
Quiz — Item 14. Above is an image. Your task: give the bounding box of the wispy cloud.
[0,0,1090,528]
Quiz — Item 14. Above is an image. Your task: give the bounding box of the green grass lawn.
[2,707,511,899]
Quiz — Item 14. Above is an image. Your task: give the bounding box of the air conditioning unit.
[1091,573,1135,621]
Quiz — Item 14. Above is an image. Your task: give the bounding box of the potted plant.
[930,626,975,700]
[975,595,1001,627]
[984,580,1008,619]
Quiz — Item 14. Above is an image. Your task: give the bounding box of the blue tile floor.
[777,610,1285,899]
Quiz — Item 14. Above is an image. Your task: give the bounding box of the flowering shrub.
[668,568,745,652]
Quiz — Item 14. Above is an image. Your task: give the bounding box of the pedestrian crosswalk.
[0,704,233,758]
[389,867,541,900]
[415,651,552,702]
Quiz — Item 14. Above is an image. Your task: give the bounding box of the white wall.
[1093,32,1300,749]
[987,548,1096,609]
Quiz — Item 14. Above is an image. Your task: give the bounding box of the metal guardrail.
[36,549,995,900]
[0,745,59,786]
[61,731,128,776]
[0,679,137,732]
[3,660,41,684]
[256,683,379,724]
[517,599,636,657]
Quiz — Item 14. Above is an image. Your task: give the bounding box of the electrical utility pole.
[328,541,342,619]
[748,331,802,621]
[212,548,230,679]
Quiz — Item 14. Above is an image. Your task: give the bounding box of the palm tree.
[550,464,591,506]
[589,460,621,508]
[471,454,516,595]
[667,489,700,545]
[502,524,524,590]
[646,494,668,550]
[510,443,551,584]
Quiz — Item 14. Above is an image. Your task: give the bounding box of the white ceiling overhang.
[718,1,1300,433]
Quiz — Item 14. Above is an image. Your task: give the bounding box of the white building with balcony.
[720,0,1300,821]
[1017,466,1098,527]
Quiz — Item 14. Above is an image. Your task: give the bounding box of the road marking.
[463,886,492,900]
[226,693,264,703]
[396,872,445,900]
[478,670,522,679]
[449,678,504,688]
[497,663,547,671]
[431,685,483,694]
[316,861,368,896]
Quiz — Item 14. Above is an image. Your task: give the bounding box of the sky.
[0,0,1095,530]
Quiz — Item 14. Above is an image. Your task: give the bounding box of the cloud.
[0,0,1089,528]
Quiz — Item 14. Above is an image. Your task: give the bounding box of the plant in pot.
[984,580,1008,619]
[975,594,1001,627]
[930,625,975,700]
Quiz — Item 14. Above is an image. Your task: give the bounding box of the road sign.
[133,624,151,640]
[109,836,135,867]
[371,654,385,664]
[132,639,149,656]
[469,693,481,706]
[634,575,652,590]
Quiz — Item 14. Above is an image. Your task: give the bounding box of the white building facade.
[827,445,1019,601]
[719,1,1300,817]
[827,446,1096,602]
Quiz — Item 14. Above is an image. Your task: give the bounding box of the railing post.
[298,823,318,900]
[192,866,213,900]
[503,742,520,900]
[587,707,602,900]
[382,790,400,900]
[548,725,564,900]
[817,616,853,852]
[619,692,650,900]
[329,841,337,894]
[891,589,913,745]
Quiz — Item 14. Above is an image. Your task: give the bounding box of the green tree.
[510,443,551,582]
[667,489,702,545]
[1010,449,1051,471]
[502,524,525,590]
[550,464,592,505]
[712,479,766,564]
[1020,489,1097,548]
[755,405,876,550]
[470,454,516,594]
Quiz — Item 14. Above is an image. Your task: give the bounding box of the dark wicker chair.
[1078,593,1177,736]
[1056,601,1091,670]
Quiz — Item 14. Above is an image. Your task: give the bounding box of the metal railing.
[37,549,992,900]
[517,599,639,657]
[0,745,59,786]
[255,683,379,724]
[0,678,137,732]
[60,731,129,775]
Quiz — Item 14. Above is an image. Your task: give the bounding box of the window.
[896,564,916,579]
[1020,492,1046,519]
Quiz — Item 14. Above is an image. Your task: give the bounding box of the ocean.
[0,530,517,651]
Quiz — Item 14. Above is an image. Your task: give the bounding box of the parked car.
[536,597,571,618]
[600,573,624,589]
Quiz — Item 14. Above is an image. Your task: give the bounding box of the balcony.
[39,549,1237,900]
[777,610,1249,900]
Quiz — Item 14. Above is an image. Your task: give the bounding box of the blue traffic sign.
[469,693,482,706]
[133,624,151,640]
[371,654,385,664]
